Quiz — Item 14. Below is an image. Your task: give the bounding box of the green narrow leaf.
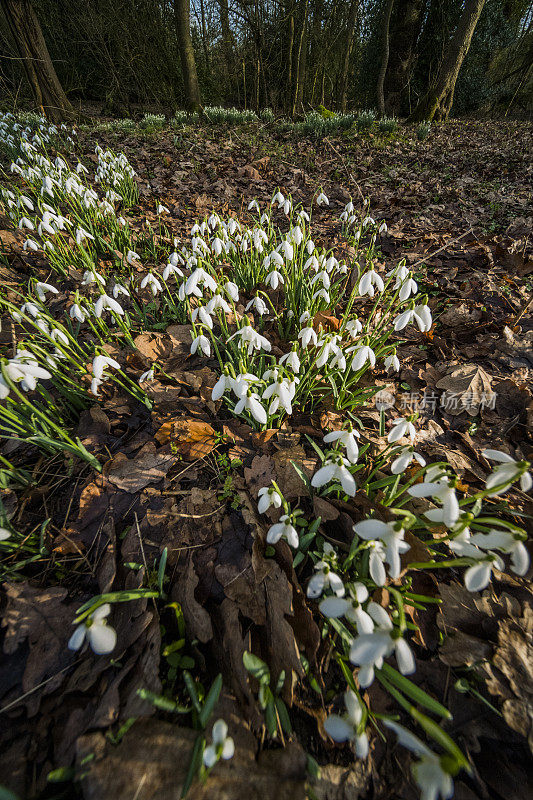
[379,663,451,719]
[158,547,168,595]
[183,671,202,715]
[180,734,205,799]
[275,697,292,734]
[243,651,270,684]
[199,674,223,728]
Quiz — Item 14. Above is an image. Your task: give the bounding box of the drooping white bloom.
[482,449,532,495]
[191,305,214,329]
[298,326,318,348]
[190,334,211,357]
[350,611,415,686]
[248,199,260,212]
[470,528,529,576]
[35,281,58,302]
[92,354,120,381]
[279,349,300,373]
[385,722,454,800]
[140,272,163,296]
[320,585,374,635]
[234,391,267,424]
[81,270,105,286]
[323,427,360,463]
[265,270,284,290]
[390,447,426,475]
[68,604,117,655]
[307,554,345,600]
[353,519,410,580]
[0,527,11,541]
[312,456,357,497]
[394,304,432,332]
[126,249,141,265]
[345,318,363,338]
[388,417,416,444]
[203,719,235,769]
[359,269,384,297]
[257,485,283,514]
[263,377,293,415]
[228,324,271,356]
[206,293,231,315]
[185,267,217,297]
[384,353,400,372]
[245,296,269,317]
[408,467,460,529]
[139,368,155,384]
[399,276,418,301]
[317,191,329,206]
[350,344,376,371]
[464,554,505,593]
[112,283,130,299]
[75,227,95,246]
[324,690,368,758]
[94,294,124,317]
[266,514,299,548]
[211,371,234,401]
[156,204,170,215]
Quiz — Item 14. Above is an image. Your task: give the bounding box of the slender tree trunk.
[408,0,487,122]
[218,0,235,100]
[174,0,201,111]
[286,3,295,113]
[292,0,309,116]
[376,0,394,117]
[1,0,74,122]
[383,0,424,115]
[199,0,210,72]
[339,1,359,112]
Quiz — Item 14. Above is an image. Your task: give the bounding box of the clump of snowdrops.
[0,114,531,800]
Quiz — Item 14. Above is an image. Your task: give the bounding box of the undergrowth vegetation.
[0,111,530,800]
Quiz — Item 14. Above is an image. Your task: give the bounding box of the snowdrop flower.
[211,237,224,256]
[388,417,416,444]
[248,199,260,212]
[315,336,340,368]
[384,721,454,800]
[394,303,432,332]
[157,204,170,214]
[257,485,283,514]
[272,191,285,207]
[112,283,130,299]
[23,238,39,251]
[35,281,58,302]
[81,270,105,286]
[299,326,318,348]
[206,293,231,314]
[235,390,267,425]
[265,270,284,290]
[399,276,418,301]
[312,456,357,497]
[408,467,460,529]
[311,270,330,290]
[320,585,375,635]
[224,281,239,302]
[312,287,330,303]
[350,610,415,686]
[482,449,532,494]
[345,318,363,338]
[279,349,300,373]
[228,324,271,356]
[464,554,505,592]
[359,269,384,297]
[94,294,124,317]
[289,225,303,246]
[126,249,140,265]
[139,368,155,384]
[245,296,269,317]
[51,328,69,346]
[190,334,211,357]
[211,370,234,401]
[92,354,120,381]
[0,527,11,541]
[470,528,529,576]
[75,227,95,245]
[232,372,260,399]
[324,690,368,758]
[76,161,88,175]
[267,514,299,548]
[162,263,184,281]
[69,303,86,323]
[18,216,34,230]
[185,267,217,297]
[280,239,294,260]
[305,254,319,271]
[19,194,34,211]
[68,604,117,655]
[391,447,426,475]
[203,720,234,769]
[317,191,329,206]
[140,272,163,296]
[384,352,400,372]
[324,426,360,463]
[350,344,376,371]
[191,305,214,329]
[353,519,410,580]
[378,222,387,235]
[263,377,293,414]
[307,546,345,599]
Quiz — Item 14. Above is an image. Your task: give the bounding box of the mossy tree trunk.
[376,0,395,117]
[1,0,75,122]
[408,0,486,123]
[174,0,202,112]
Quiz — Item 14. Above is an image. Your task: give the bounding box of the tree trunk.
[286,4,295,113]
[383,0,424,116]
[218,0,235,100]
[408,0,486,122]
[292,0,309,116]
[174,0,201,111]
[1,0,74,123]
[339,1,359,112]
[376,0,395,117]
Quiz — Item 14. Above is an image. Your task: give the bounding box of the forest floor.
[1,117,532,800]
